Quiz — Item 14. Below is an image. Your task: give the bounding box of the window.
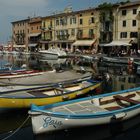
[132,20,136,26]
[60,18,63,25]
[73,17,76,24]
[120,32,127,38]
[89,29,94,38]
[122,10,127,15]
[89,17,95,24]
[71,29,75,36]
[56,19,59,26]
[43,21,45,28]
[133,9,137,14]
[70,17,72,24]
[80,18,83,25]
[70,16,76,24]
[130,32,138,38]
[63,17,67,25]
[122,20,126,27]
[77,29,83,38]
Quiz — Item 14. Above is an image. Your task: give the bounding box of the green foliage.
[98,2,113,10]
[120,0,130,5]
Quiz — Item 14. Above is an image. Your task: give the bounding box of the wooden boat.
[0,69,54,79]
[0,66,26,74]
[0,78,101,109]
[29,87,140,134]
[101,57,128,64]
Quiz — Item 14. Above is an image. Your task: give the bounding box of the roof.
[72,39,96,46]
[119,1,140,9]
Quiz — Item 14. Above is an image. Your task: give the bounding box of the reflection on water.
[1,112,140,140]
[0,54,140,140]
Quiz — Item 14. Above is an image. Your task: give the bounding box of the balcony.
[76,34,94,40]
[41,26,52,31]
[57,34,69,40]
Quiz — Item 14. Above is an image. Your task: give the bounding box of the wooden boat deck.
[52,90,140,115]
[1,82,89,98]
[113,95,140,105]
[53,100,107,114]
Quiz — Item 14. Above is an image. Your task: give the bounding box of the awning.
[13,45,26,48]
[130,38,138,44]
[28,44,37,47]
[104,40,132,47]
[28,33,41,37]
[72,39,96,46]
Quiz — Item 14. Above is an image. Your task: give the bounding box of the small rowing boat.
[0,78,101,109]
[0,70,53,79]
[29,87,140,134]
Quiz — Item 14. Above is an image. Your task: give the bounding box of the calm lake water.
[0,54,140,140]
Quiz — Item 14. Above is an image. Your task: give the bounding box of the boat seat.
[55,87,70,93]
[100,93,136,105]
[113,95,140,105]
[105,106,122,111]
[28,91,48,97]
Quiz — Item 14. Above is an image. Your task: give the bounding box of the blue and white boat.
[29,87,140,134]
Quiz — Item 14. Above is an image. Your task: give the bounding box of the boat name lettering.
[43,117,62,128]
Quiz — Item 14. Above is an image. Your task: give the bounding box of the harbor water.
[0,54,140,140]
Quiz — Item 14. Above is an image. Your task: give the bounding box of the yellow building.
[72,8,99,54]
[40,7,99,53]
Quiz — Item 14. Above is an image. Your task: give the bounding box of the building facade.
[12,18,29,52]
[114,1,140,53]
[28,17,42,52]
[11,1,140,54]
[40,7,99,53]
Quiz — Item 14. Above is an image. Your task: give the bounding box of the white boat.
[29,87,140,134]
[39,48,67,59]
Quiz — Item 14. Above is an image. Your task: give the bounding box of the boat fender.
[113,112,126,120]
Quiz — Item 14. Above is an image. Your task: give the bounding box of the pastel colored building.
[28,17,42,52]
[12,18,29,52]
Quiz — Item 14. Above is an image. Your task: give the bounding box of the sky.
[0,0,135,44]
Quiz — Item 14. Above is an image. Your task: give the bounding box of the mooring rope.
[1,115,30,140]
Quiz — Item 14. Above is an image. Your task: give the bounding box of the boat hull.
[39,52,58,59]
[0,82,100,108]
[30,106,140,134]
[29,87,140,134]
